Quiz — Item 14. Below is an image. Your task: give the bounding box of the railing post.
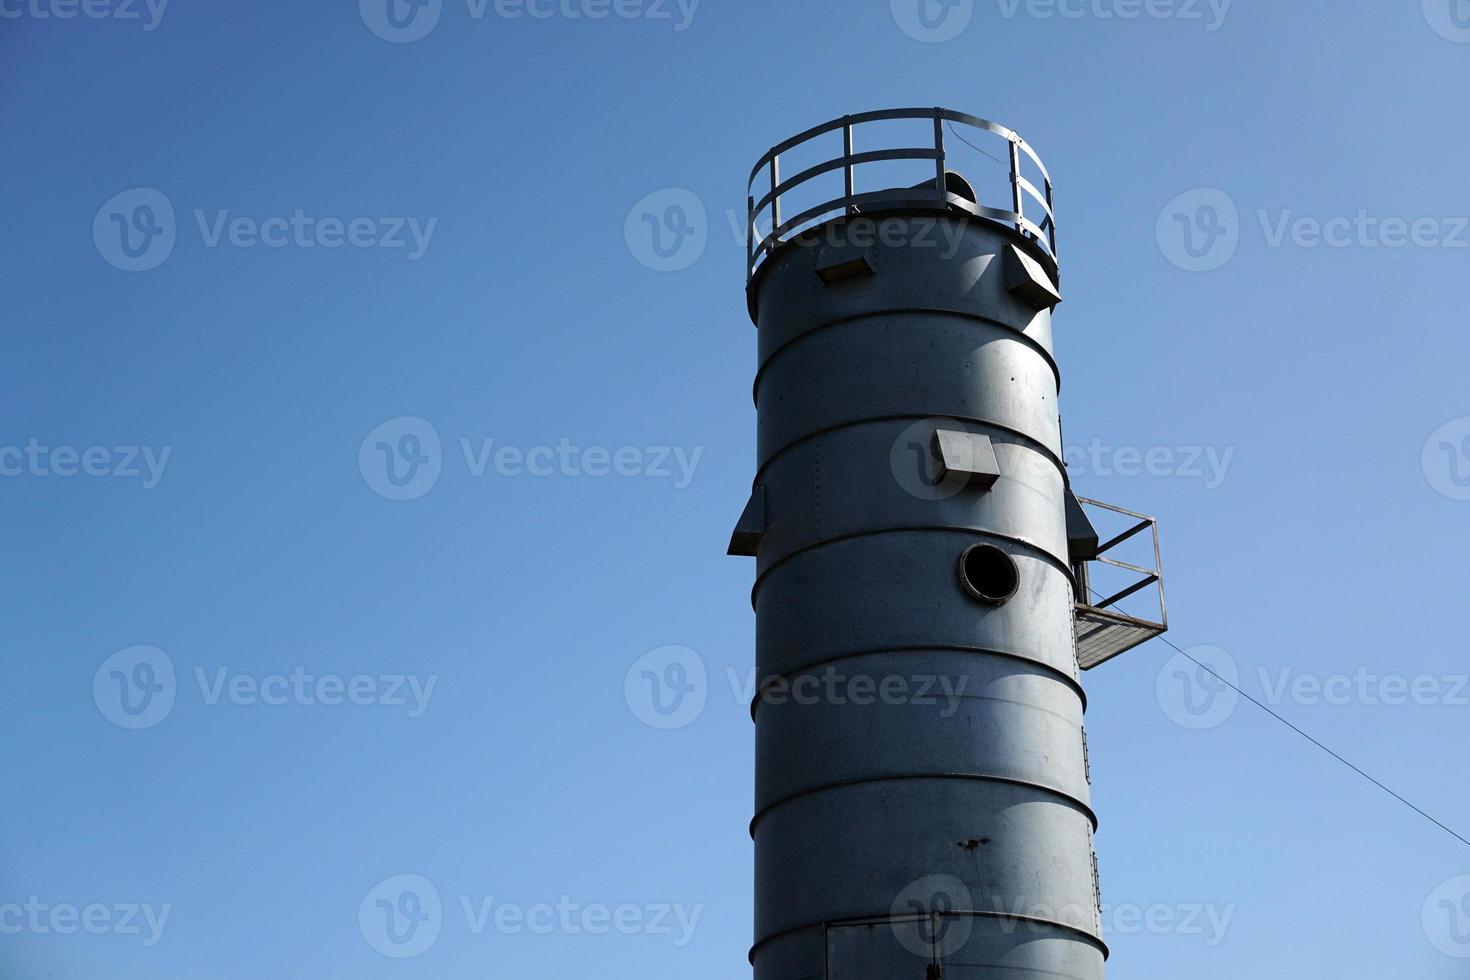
[933,109,946,197]
[1009,137,1024,236]
[1152,521,1167,627]
[843,116,855,216]
[1045,177,1057,257]
[769,153,781,244]
[746,193,756,283]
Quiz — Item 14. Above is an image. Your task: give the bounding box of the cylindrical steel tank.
[731,112,1104,980]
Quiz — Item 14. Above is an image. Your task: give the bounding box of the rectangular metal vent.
[934,429,1000,490]
[727,486,766,557]
[1004,243,1063,309]
[815,243,875,284]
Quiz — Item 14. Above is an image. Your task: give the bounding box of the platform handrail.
[746,107,1057,284]
[1073,496,1167,629]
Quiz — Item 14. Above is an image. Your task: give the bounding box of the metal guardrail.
[746,107,1057,284]
[1072,497,1167,670]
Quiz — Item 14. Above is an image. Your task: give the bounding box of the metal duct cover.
[934,429,1001,490]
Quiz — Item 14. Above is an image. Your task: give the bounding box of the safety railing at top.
[746,108,1057,285]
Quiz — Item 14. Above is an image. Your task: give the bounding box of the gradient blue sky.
[3,1,1470,977]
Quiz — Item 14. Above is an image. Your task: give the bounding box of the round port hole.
[958,544,1019,605]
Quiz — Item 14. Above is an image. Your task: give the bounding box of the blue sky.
[3,1,1469,977]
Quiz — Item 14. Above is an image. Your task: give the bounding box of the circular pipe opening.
[957,544,1019,605]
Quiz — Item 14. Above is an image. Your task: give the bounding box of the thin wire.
[945,122,1006,167]
[1102,588,1470,850]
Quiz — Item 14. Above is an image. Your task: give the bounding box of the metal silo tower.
[728,108,1168,980]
